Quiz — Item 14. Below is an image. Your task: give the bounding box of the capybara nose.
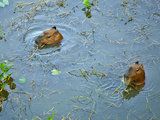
[124,73,129,80]
[35,39,39,45]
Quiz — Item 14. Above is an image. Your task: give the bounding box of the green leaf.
[8,73,12,77]
[85,10,92,18]
[82,7,86,11]
[47,112,54,120]
[0,63,5,71]
[3,74,7,80]
[10,83,16,89]
[0,2,5,7]
[0,73,3,80]
[51,69,61,75]
[87,6,91,9]
[83,0,89,6]
[18,4,22,8]
[3,68,9,74]
[3,0,9,5]
[19,77,26,83]
[0,83,6,90]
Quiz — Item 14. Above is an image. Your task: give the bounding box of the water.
[0,0,160,119]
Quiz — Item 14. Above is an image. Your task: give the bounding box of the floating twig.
[112,82,124,95]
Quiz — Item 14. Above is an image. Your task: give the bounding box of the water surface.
[0,0,160,119]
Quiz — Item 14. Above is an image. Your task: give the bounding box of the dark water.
[0,0,160,120]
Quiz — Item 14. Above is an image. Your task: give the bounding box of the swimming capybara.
[124,61,145,86]
[35,26,63,47]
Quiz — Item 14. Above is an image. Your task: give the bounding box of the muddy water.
[0,0,160,120]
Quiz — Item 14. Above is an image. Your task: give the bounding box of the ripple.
[23,23,81,56]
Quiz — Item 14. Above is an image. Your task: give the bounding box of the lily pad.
[0,2,5,7]
[51,69,61,75]
[0,0,9,7]
[3,0,9,5]
[19,77,26,83]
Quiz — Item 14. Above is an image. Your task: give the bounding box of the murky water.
[0,0,160,120]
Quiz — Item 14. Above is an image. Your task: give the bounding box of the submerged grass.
[1,0,160,119]
[112,82,124,95]
[70,95,93,105]
[68,69,106,79]
[10,0,71,32]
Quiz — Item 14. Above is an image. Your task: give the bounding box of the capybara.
[35,26,63,47]
[124,61,145,86]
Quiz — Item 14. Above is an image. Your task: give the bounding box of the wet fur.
[35,26,63,47]
[124,61,145,86]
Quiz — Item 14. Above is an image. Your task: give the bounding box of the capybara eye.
[47,36,51,38]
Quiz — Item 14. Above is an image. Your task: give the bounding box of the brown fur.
[124,61,145,86]
[35,27,63,46]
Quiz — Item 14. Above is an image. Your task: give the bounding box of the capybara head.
[35,26,63,47]
[124,61,145,86]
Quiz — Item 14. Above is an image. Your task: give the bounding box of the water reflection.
[122,83,145,100]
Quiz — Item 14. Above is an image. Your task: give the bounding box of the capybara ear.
[135,61,139,64]
[52,26,56,29]
[141,64,143,68]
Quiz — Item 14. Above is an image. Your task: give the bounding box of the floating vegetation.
[112,82,124,95]
[51,69,61,75]
[121,1,128,7]
[19,77,26,84]
[121,1,134,24]
[56,0,67,7]
[0,29,5,40]
[16,1,43,12]
[82,8,92,18]
[83,0,91,9]
[47,111,55,120]
[68,69,106,79]
[0,0,160,119]
[122,83,145,100]
[10,0,57,30]
[82,0,95,18]
[0,0,9,8]
[70,95,93,105]
[0,61,16,111]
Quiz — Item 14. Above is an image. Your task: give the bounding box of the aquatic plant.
[0,61,16,91]
[82,0,96,18]
[121,1,134,24]
[0,61,16,111]
[0,29,5,40]
[19,77,26,83]
[83,0,91,9]
[51,69,61,75]
[47,112,55,120]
